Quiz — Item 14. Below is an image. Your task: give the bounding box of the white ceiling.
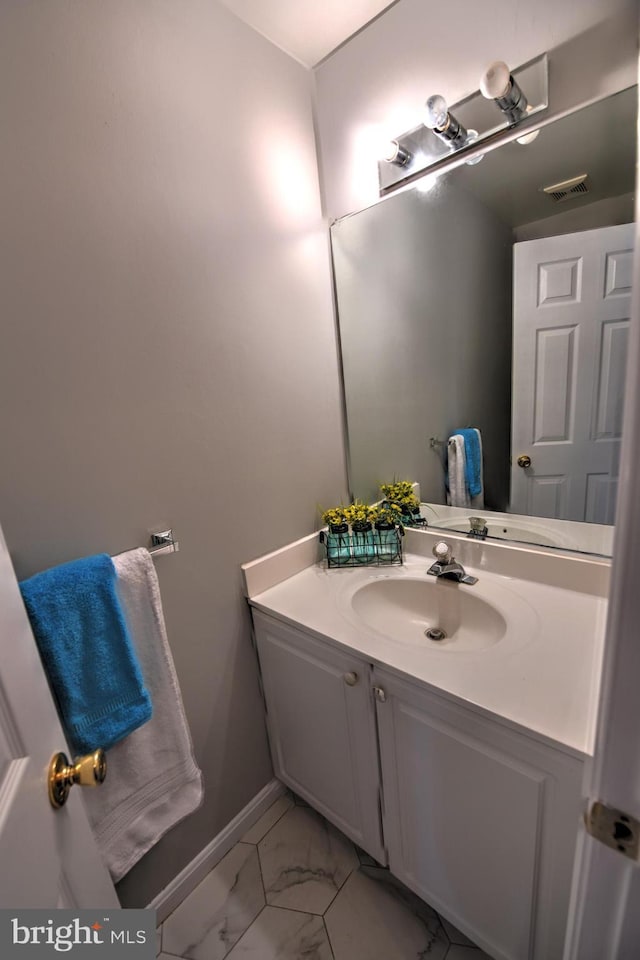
[218,0,398,67]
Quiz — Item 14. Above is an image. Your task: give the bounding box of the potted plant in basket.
[373,502,403,561]
[380,479,424,526]
[321,506,351,565]
[344,500,376,563]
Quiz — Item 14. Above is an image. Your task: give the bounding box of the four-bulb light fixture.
[383,59,540,168]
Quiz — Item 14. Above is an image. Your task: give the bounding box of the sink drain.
[425,627,447,641]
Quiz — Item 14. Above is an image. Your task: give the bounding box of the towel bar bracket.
[149,529,180,557]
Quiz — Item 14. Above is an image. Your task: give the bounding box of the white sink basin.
[350,578,506,650]
[338,564,538,653]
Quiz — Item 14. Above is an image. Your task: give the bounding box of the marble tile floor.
[158,791,494,960]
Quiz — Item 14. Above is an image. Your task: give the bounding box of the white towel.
[448,435,470,507]
[447,431,485,509]
[83,548,203,882]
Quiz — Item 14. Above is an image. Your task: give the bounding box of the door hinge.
[585,801,640,861]
[372,686,386,703]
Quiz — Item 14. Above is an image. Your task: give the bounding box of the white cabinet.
[252,611,386,863]
[252,610,583,960]
[373,667,583,960]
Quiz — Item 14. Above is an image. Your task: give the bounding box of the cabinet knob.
[344,672,359,686]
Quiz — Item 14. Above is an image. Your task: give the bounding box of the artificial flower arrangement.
[320,501,403,566]
[374,502,403,527]
[380,479,425,526]
[321,506,349,531]
[321,501,402,530]
[343,500,378,528]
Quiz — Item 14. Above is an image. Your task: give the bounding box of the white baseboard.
[148,778,285,924]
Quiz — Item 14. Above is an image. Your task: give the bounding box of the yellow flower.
[380,479,419,510]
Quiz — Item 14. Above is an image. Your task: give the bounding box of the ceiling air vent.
[541,173,590,203]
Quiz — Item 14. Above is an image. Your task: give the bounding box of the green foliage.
[380,479,420,511]
[375,502,403,526]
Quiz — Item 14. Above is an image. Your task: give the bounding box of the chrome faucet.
[467,516,488,540]
[427,541,478,585]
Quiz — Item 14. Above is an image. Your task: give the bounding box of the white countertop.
[249,553,607,758]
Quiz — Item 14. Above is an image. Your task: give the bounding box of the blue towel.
[20,554,152,752]
[454,428,482,498]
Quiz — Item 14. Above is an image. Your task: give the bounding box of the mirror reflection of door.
[512,223,634,522]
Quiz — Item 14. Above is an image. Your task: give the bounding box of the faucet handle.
[433,541,452,563]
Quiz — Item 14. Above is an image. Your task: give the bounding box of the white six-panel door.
[563,212,640,959]
[511,223,634,523]
[0,524,118,908]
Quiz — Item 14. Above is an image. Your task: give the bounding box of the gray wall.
[0,1,346,905]
[514,192,636,242]
[333,179,512,509]
[314,0,638,219]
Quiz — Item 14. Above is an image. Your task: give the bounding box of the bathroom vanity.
[243,530,609,960]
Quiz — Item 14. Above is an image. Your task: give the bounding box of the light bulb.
[415,173,439,194]
[479,60,528,123]
[380,139,412,166]
[516,106,541,145]
[381,139,401,162]
[424,95,449,131]
[517,128,540,145]
[480,61,511,100]
[464,130,484,165]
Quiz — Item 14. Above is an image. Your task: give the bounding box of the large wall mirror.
[332,85,637,557]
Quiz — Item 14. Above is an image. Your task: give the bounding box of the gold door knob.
[517,454,532,468]
[48,749,107,809]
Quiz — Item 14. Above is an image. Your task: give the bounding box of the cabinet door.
[374,668,583,960]
[253,611,385,863]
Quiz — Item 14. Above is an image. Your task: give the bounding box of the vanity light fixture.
[382,139,412,166]
[378,52,548,195]
[423,94,468,149]
[479,60,529,124]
